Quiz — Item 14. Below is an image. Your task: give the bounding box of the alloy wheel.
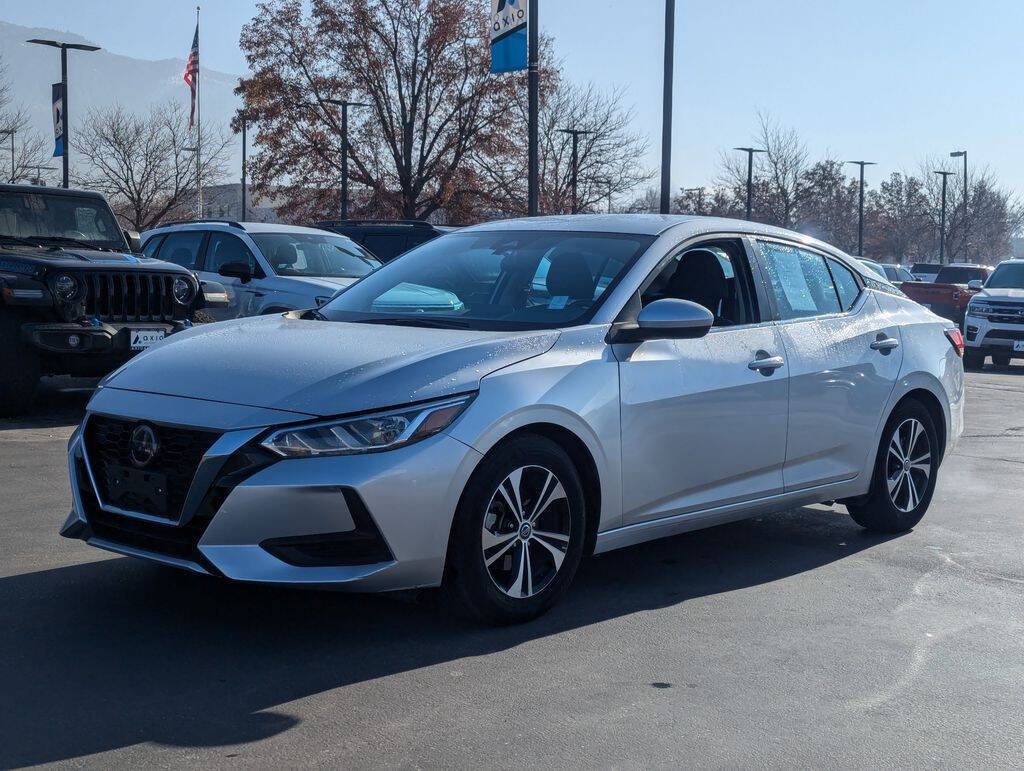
[886,418,931,513]
[481,465,572,598]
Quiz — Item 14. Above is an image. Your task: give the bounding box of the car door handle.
[748,355,785,372]
[870,337,900,352]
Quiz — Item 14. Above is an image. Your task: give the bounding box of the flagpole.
[196,5,203,219]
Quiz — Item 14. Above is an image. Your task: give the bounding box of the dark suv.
[314,220,455,262]
[0,184,217,415]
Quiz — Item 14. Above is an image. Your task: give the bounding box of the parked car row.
[900,263,994,326]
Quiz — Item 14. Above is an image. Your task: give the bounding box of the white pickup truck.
[963,259,1024,369]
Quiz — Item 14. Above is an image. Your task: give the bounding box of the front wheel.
[0,315,40,417]
[847,399,939,533]
[446,435,586,625]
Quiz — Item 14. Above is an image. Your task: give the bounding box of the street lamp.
[558,128,593,214]
[733,147,765,220]
[26,39,101,189]
[324,98,369,220]
[0,130,13,183]
[950,150,968,261]
[681,186,706,215]
[934,170,955,265]
[660,0,676,215]
[846,160,876,256]
[23,164,56,185]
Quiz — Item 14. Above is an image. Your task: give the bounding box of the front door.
[199,231,263,320]
[616,239,790,525]
[755,239,902,490]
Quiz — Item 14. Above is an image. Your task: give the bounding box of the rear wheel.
[992,353,1011,367]
[963,349,985,370]
[447,435,586,625]
[847,399,939,533]
[0,315,40,417]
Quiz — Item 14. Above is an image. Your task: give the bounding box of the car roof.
[941,262,993,269]
[142,221,342,238]
[0,183,106,200]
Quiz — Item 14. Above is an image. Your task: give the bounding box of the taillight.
[945,328,964,357]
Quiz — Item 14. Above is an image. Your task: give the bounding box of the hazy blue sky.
[4,0,1024,194]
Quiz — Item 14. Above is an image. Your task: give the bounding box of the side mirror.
[967,279,983,291]
[608,298,714,343]
[218,261,254,282]
[200,280,230,308]
[124,229,142,253]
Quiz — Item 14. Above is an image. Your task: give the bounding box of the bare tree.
[73,101,231,230]
[719,112,807,228]
[0,53,50,184]
[476,75,653,216]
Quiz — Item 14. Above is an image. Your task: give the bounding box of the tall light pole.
[846,160,876,256]
[239,113,248,222]
[733,147,765,220]
[27,39,101,189]
[934,170,955,265]
[527,0,540,216]
[24,164,56,185]
[324,99,369,220]
[681,186,705,215]
[0,130,13,183]
[558,128,592,214]
[950,150,968,261]
[659,0,675,214]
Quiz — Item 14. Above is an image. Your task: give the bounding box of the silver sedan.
[62,215,965,624]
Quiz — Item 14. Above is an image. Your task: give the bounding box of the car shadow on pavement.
[0,506,895,767]
[0,377,91,432]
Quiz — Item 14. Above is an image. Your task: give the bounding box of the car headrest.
[546,252,596,301]
[274,243,299,267]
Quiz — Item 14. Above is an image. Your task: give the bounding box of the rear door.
[198,231,265,320]
[756,239,902,491]
[617,237,790,525]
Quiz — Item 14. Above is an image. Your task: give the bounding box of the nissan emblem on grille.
[129,424,160,468]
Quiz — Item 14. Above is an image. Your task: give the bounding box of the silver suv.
[140,221,381,319]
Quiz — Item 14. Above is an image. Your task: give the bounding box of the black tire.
[0,314,40,417]
[446,434,586,625]
[963,350,985,370]
[992,353,1011,367]
[847,399,939,533]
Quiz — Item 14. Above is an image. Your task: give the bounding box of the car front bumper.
[23,319,189,357]
[61,396,482,591]
[963,314,1024,357]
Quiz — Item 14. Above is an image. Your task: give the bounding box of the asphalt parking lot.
[2,368,1023,769]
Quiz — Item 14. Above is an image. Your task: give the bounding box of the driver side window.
[640,240,759,327]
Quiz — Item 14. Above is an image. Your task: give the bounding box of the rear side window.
[142,234,164,259]
[158,231,205,269]
[758,241,842,319]
[826,257,861,311]
[363,233,409,261]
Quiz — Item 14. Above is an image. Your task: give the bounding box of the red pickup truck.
[901,263,994,325]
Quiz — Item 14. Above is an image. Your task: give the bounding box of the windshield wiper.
[356,316,474,329]
[0,235,43,248]
[26,236,114,252]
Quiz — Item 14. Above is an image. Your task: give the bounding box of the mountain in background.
[0,20,244,184]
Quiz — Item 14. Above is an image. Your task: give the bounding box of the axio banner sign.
[490,0,528,73]
[51,83,65,158]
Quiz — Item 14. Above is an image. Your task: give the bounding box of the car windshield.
[935,266,988,284]
[985,263,1024,289]
[318,230,655,330]
[250,232,381,279]
[0,191,125,250]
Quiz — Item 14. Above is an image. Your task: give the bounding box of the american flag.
[183,24,199,128]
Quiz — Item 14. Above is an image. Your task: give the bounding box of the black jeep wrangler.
[0,184,216,415]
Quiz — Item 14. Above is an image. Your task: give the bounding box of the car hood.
[0,245,189,271]
[102,314,559,417]
[976,288,1024,302]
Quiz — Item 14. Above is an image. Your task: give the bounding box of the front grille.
[985,329,1024,342]
[76,457,215,568]
[83,416,220,520]
[82,271,181,322]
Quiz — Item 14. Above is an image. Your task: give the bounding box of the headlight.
[261,394,474,457]
[52,274,80,302]
[172,276,194,304]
